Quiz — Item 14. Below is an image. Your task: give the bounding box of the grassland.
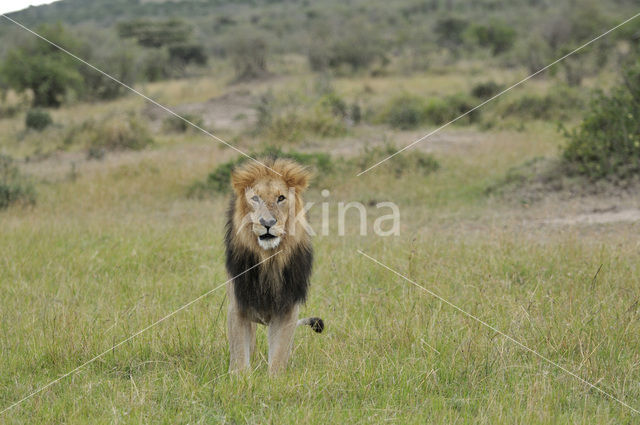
[1,53,640,425]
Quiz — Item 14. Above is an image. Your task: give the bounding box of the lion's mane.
[224,158,313,319]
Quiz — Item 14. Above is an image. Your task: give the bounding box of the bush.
[466,21,516,55]
[64,114,154,156]
[500,85,583,120]
[253,89,348,142]
[0,155,35,209]
[380,93,479,129]
[471,81,503,99]
[140,48,174,82]
[88,115,153,152]
[168,43,207,66]
[424,93,479,125]
[308,20,386,73]
[349,144,440,178]
[434,17,469,50]
[0,23,83,107]
[188,147,332,197]
[383,95,426,130]
[562,63,640,180]
[117,19,192,48]
[77,35,140,101]
[229,37,269,81]
[189,145,440,198]
[162,114,203,133]
[25,108,53,131]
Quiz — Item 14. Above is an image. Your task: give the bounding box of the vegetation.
[253,88,350,142]
[189,147,333,197]
[466,20,516,55]
[1,24,82,107]
[308,19,387,73]
[61,114,154,158]
[0,154,35,209]
[562,62,640,180]
[25,108,53,131]
[117,19,191,48]
[350,144,440,178]
[379,92,479,129]
[471,81,503,99]
[2,0,640,423]
[229,36,269,81]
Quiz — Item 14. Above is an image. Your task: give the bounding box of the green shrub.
[253,89,347,142]
[77,35,140,101]
[562,63,640,180]
[434,17,469,50]
[25,108,53,131]
[162,114,203,133]
[383,95,426,129]
[64,115,154,155]
[350,144,440,178]
[117,19,192,48]
[380,93,479,129]
[190,143,440,198]
[1,23,83,107]
[471,81,502,99]
[500,86,583,120]
[466,21,516,55]
[88,115,153,152]
[424,93,479,125]
[308,19,386,73]
[0,155,35,209]
[229,37,269,81]
[168,43,207,66]
[188,147,332,197]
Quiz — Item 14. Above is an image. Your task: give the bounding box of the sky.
[0,0,60,15]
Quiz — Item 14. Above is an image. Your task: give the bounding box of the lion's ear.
[230,164,258,195]
[281,162,311,192]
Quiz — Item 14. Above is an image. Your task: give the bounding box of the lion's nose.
[260,217,276,228]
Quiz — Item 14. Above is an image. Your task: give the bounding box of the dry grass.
[1,62,640,424]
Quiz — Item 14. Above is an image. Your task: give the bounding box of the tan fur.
[229,158,311,272]
[226,158,316,374]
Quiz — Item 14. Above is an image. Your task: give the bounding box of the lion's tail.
[297,317,324,333]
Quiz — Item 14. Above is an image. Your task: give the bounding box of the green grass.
[2,204,640,423]
[1,57,639,424]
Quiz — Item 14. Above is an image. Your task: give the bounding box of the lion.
[224,157,324,374]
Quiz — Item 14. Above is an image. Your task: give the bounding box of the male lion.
[224,158,324,374]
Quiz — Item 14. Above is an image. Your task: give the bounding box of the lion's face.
[244,177,292,250]
[230,158,311,253]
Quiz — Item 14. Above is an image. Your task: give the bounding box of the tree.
[0,23,82,107]
[466,21,516,55]
[117,19,191,48]
[434,17,469,50]
[562,60,640,179]
[229,37,269,81]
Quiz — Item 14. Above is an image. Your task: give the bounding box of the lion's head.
[228,158,311,254]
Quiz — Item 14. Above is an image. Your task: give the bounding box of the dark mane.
[224,195,313,318]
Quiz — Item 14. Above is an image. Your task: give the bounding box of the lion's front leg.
[227,283,254,372]
[267,304,299,374]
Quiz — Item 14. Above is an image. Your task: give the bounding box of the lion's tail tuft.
[297,317,324,333]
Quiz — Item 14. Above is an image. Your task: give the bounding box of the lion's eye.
[251,195,259,202]
[277,195,286,202]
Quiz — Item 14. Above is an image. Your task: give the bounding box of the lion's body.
[224,158,323,374]
[225,196,313,323]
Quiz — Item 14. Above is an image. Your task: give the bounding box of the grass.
[1,58,639,424]
[2,197,640,423]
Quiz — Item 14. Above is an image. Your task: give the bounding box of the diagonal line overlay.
[357,249,640,415]
[0,14,281,176]
[0,251,280,415]
[356,11,640,176]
